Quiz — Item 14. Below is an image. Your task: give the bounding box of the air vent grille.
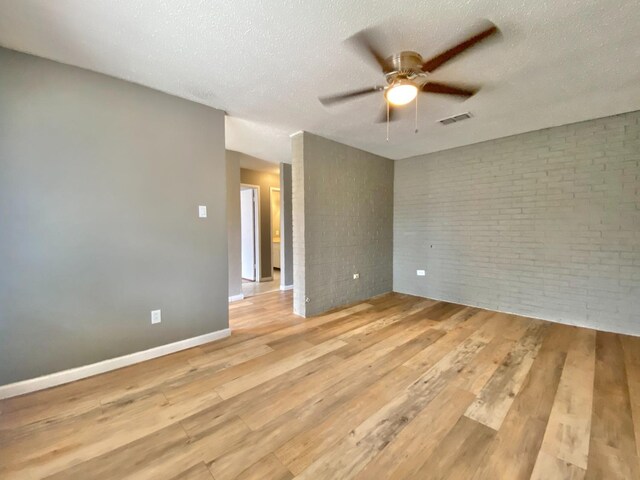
[439,112,473,125]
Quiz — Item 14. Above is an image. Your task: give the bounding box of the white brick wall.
[291,133,306,315]
[293,132,394,317]
[394,111,640,335]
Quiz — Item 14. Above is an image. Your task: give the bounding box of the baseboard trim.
[280,284,294,291]
[0,328,231,400]
[228,293,244,302]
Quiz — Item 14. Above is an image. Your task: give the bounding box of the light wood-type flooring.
[1,291,640,479]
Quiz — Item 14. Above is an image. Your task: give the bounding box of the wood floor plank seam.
[291,334,493,479]
[586,332,640,479]
[536,329,596,471]
[470,324,573,480]
[464,322,548,431]
[621,335,640,463]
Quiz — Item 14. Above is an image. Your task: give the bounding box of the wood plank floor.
[1,291,639,479]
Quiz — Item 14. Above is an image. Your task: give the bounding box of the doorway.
[240,184,260,282]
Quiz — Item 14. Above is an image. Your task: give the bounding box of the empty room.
[1,1,639,479]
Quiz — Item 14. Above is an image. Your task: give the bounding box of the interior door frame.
[240,183,261,282]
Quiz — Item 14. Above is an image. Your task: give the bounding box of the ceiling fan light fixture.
[385,81,418,106]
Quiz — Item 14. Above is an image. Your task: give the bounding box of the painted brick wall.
[292,133,306,315]
[394,111,640,335]
[280,162,294,288]
[292,132,394,317]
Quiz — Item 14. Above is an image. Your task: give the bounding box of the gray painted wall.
[227,152,242,298]
[0,47,228,385]
[280,163,294,288]
[394,111,640,335]
[240,168,280,280]
[292,132,394,317]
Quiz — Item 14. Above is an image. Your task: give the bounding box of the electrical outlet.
[353,273,360,279]
[417,270,426,276]
[198,205,207,218]
[151,309,161,324]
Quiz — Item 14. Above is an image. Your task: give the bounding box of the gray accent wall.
[394,111,640,335]
[0,47,228,385]
[292,132,394,317]
[280,162,294,288]
[227,152,242,298]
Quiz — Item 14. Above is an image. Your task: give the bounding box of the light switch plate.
[151,309,161,324]
[417,270,426,276]
[198,205,207,218]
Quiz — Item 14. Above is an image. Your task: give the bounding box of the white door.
[240,188,256,281]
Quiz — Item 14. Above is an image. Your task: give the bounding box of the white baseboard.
[228,293,244,302]
[280,284,294,291]
[0,328,231,400]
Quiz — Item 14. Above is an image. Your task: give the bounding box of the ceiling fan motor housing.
[384,51,426,86]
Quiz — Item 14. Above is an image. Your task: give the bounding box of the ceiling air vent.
[438,112,473,125]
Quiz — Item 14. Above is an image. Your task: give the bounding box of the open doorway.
[240,184,260,282]
[240,179,282,298]
[227,151,291,301]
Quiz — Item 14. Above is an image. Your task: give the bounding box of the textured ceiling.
[1,0,639,164]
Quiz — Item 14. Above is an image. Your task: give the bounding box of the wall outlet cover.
[353,273,360,279]
[151,309,161,324]
[198,205,207,218]
[417,270,426,276]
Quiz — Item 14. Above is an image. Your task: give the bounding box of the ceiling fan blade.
[422,81,479,98]
[375,103,398,123]
[422,22,500,72]
[346,27,389,72]
[319,86,383,106]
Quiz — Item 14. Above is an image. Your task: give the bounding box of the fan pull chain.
[415,94,418,134]
[386,101,390,142]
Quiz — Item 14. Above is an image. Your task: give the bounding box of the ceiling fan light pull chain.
[415,94,418,134]
[386,101,390,142]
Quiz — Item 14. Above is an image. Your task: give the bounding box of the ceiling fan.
[319,21,501,127]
